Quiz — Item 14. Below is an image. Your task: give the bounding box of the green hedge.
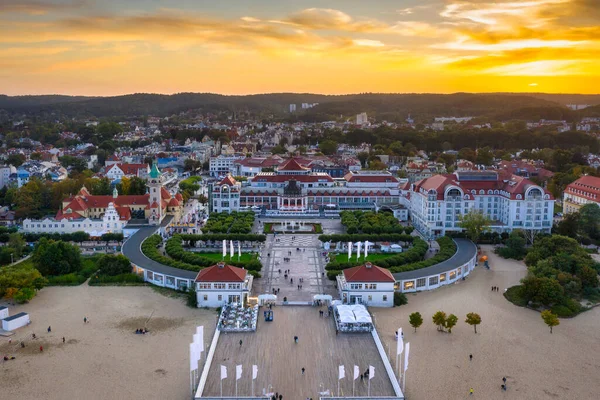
[141,235,201,272]
[166,235,263,272]
[319,233,415,243]
[325,238,428,271]
[203,211,255,234]
[45,255,100,286]
[326,236,457,280]
[341,211,408,234]
[89,273,145,286]
[179,233,266,243]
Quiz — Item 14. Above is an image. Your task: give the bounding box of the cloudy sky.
[0,0,598,95]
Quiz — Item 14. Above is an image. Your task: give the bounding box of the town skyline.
[1,0,599,96]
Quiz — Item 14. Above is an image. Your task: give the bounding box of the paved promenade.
[202,307,395,399]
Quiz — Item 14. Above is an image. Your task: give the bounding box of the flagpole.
[368,378,371,396]
[403,369,407,393]
[220,379,223,397]
[338,380,340,397]
[190,370,193,399]
[252,379,254,397]
[353,377,355,396]
[235,379,238,397]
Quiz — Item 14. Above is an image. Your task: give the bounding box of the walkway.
[254,234,337,302]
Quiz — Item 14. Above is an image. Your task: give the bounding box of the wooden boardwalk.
[203,306,395,400]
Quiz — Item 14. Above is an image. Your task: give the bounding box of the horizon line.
[2,91,600,98]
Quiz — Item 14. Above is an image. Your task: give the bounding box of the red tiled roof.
[175,193,184,201]
[115,206,131,220]
[565,176,600,202]
[278,158,309,171]
[56,209,85,220]
[343,263,395,283]
[344,173,399,183]
[251,174,333,183]
[168,197,180,207]
[195,263,247,282]
[218,175,237,186]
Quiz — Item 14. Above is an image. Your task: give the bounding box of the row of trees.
[408,311,482,334]
[318,233,414,244]
[179,233,266,246]
[340,211,408,234]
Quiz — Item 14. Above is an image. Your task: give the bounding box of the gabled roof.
[219,174,237,186]
[278,158,309,171]
[343,263,396,283]
[195,263,247,282]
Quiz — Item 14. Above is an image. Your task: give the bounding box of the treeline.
[19,231,124,244]
[179,233,266,245]
[318,233,414,243]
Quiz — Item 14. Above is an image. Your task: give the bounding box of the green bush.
[319,233,414,244]
[186,288,198,307]
[394,292,408,306]
[340,211,406,234]
[89,273,145,286]
[203,212,255,234]
[96,254,132,276]
[504,285,528,307]
[550,305,577,318]
[14,287,36,303]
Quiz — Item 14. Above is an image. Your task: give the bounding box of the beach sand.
[0,284,216,400]
[374,245,600,400]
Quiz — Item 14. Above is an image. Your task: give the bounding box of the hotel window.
[449,271,456,280]
[218,295,222,301]
[429,276,438,286]
[440,273,446,282]
[350,284,363,290]
[403,281,415,290]
[417,278,426,288]
[383,295,388,302]
[203,295,208,301]
[368,295,372,302]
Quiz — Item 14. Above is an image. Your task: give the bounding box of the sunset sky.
[1,0,599,95]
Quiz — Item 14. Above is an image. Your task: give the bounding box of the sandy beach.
[0,284,216,400]
[374,245,600,400]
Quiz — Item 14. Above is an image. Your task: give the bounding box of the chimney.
[365,262,372,269]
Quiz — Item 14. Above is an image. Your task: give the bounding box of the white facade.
[338,282,395,307]
[23,202,126,234]
[209,155,244,177]
[410,173,554,239]
[196,282,249,308]
[2,312,30,331]
[356,112,368,125]
[289,104,296,113]
[0,165,15,189]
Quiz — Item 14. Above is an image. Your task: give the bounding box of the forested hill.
[0,92,599,121]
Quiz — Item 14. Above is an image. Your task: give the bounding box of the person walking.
[39,346,43,352]
[301,367,305,375]
[84,317,87,324]
[294,336,298,343]
[47,326,51,333]
[469,387,474,395]
[62,337,65,343]
[502,377,507,384]
[469,354,473,361]
[239,339,243,347]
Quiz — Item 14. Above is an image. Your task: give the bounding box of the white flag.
[230,240,234,258]
[193,334,202,361]
[356,241,362,259]
[353,365,359,381]
[348,242,352,259]
[364,241,369,258]
[238,241,241,258]
[196,326,204,352]
[369,365,375,380]
[404,343,410,372]
[252,365,258,380]
[396,328,404,356]
[220,365,227,380]
[222,240,226,257]
[236,365,242,380]
[189,343,197,372]
[339,365,345,380]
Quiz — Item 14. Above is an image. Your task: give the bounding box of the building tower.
[148,162,162,225]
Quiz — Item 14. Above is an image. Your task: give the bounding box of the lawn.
[190,252,257,263]
[334,253,396,263]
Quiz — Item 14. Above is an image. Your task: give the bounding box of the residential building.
[563,176,600,214]
[410,171,554,238]
[336,262,395,307]
[209,155,245,177]
[0,165,16,189]
[195,262,253,307]
[356,112,368,125]
[210,175,241,213]
[497,160,554,184]
[98,163,150,182]
[289,104,296,113]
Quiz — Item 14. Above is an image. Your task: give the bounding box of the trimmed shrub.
[394,292,408,306]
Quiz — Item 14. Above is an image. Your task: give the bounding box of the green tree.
[96,254,132,276]
[409,312,423,333]
[71,231,91,245]
[8,233,26,258]
[554,212,579,238]
[458,148,476,162]
[128,176,147,195]
[541,310,560,333]
[319,140,338,155]
[465,312,482,333]
[475,147,494,166]
[445,314,458,333]
[32,238,82,276]
[14,287,36,303]
[497,231,527,260]
[184,159,202,172]
[357,152,369,168]
[432,311,447,332]
[270,145,286,155]
[7,153,26,167]
[459,210,491,243]
[578,203,600,241]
